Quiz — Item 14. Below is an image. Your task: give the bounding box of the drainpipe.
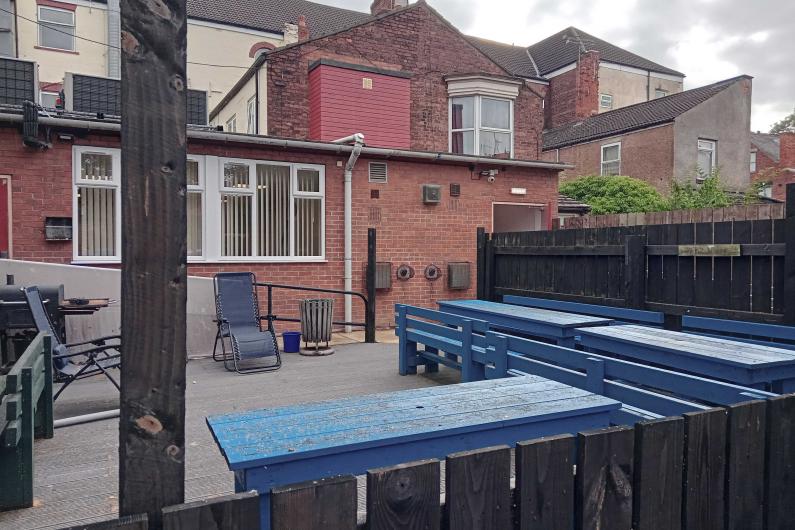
[332,133,365,332]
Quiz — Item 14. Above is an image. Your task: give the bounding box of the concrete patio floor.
[0,341,457,530]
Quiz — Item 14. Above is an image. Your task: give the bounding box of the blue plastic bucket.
[283,331,302,353]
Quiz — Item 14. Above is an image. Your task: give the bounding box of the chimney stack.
[575,50,600,120]
[297,15,310,42]
[780,131,795,168]
[370,0,408,16]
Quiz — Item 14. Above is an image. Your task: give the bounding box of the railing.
[256,282,375,343]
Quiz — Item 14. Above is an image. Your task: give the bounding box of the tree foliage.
[559,175,668,215]
[668,169,733,210]
[770,107,795,133]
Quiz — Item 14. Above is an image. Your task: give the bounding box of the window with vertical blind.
[73,150,324,262]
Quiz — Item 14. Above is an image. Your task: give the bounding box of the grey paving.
[0,343,458,530]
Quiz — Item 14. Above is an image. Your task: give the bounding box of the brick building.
[0,110,565,326]
[541,76,753,193]
[751,132,795,201]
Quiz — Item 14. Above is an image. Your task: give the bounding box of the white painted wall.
[1,259,216,358]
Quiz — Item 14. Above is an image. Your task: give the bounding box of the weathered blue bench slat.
[682,315,795,350]
[502,295,665,325]
[207,376,620,530]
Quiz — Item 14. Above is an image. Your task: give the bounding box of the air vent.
[450,183,461,197]
[369,162,388,183]
[448,262,471,290]
[375,262,392,289]
[422,184,441,204]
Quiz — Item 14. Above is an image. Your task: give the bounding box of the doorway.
[492,202,545,233]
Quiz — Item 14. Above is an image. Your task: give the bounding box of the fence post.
[365,228,376,343]
[484,233,496,301]
[476,227,486,300]
[624,235,647,309]
[785,184,795,324]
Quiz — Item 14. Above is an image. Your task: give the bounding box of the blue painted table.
[438,299,613,347]
[207,376,620,530]
[577,324,795,393]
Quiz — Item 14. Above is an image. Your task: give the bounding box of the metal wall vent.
[422,184,441,204]
[375,262,392,289]
[369,162,388,183]
[448,262,471,290]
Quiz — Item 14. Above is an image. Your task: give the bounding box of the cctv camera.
[487,175,496,183]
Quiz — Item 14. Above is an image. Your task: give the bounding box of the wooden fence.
[559,202,785,230]
[478,185,795,324]
[266,396,795,530]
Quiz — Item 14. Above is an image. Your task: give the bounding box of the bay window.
[450,96,513,157]
[73,148,325,263]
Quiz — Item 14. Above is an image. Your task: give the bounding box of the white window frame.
[40,91,59,108]
[226,115,237,133]
[38,6,75,52]
[697,139,717,176]
[600,94,613,109]
[186,156,206,261]
[448,95,514,157]
[72,146,122,263]
[210,158,326,262]
[750,151,757,173]
[600,142,622,176]
[655,88,669,99]
[246,97,257,134]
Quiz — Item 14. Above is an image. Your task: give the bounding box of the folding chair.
[23,286,121,401]
[213,272,281,374]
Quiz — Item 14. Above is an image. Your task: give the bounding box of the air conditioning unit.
[448,262,471,290]
[422,184,441,204]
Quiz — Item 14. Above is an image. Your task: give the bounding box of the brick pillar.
[575,50,600,120]
[781,132,795,167]
[297,15,310,42]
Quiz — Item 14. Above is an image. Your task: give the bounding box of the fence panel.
[366,460,440,530]
[515,434,574,530]
[444,446,511,530]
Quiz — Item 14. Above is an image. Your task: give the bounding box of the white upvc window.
[226,115,237,133]
[216,159,325,260]
[750,151,757,173]
[246,97,256,134]
[449,96,513,157]
[40,91,59,108]
[655,88,669,99]
[600,142,621,176]
[73,146,121,262]
[697,139,716,176]
[186,157,205,259]
[600,93,613,109]
[38,6,75,51]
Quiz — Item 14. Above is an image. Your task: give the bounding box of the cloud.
[316,0,794,131]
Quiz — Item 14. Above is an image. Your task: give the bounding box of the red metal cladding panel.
[0,178,9,254]
[308,64,410,148]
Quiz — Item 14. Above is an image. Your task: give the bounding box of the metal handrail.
[255,282,375,343]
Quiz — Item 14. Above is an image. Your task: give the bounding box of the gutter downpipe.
[332,133,365,333]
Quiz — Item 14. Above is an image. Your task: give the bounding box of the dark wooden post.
[624,235,646,309]
[785,184,795,324]
[119,0,188,526]
[365,228,376,343]
[476,227,486,300]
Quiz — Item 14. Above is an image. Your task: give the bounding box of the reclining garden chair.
[23,286,121,401]
[213,272,281,374]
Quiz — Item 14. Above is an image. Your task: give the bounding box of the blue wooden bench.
[577,324,795,393]
[682,315,795,351]
[207,376,620,530]
[502,295,665,326]
[396,304,490,381]
[394,305,774,422]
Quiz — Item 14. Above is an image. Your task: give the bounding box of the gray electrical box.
[447,262,471,289]
[422,184,442,204]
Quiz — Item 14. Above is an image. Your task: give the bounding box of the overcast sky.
[318,0,793,132]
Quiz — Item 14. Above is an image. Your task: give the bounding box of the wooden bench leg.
[772,378,795,394]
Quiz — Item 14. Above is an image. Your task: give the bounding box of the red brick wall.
[752,133,795,201]
[2,126,559,327]
[266,3,546,159]
[546,124,675,193]
[780,132,795,167]
[308,64,411,148]
[545,51,600,129]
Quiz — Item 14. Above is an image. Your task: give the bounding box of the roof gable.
[543,76,749,150]
[186,0,372,37]
[528,26,684,77]
[466,36,543,80]
[751,133,780,162]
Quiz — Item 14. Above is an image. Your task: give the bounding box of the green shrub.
[668,168,732,210]
[559,175,668,215]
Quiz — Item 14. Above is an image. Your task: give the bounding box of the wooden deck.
[0,343,457,529]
